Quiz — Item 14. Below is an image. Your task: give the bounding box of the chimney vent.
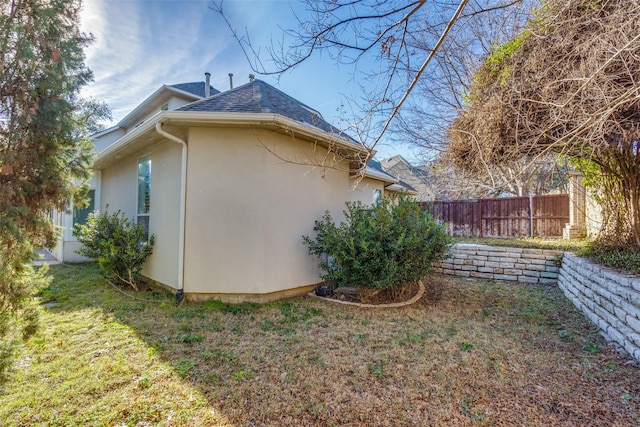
[204,72,211,97]
[249,74,255,82]
[228,73,234,90]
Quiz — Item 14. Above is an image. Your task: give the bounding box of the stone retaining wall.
[558,253,640,361]
[434,243,563,284]
[433,243,640,362]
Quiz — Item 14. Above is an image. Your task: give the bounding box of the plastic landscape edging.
[308,280,425,308]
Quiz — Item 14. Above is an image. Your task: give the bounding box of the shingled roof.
[170,81,220,98]
[177,79,346,137]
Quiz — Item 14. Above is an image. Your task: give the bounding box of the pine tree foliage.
[0,0,106,381]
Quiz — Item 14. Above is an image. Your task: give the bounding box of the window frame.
[373,188,382,207]
[137,154,152,237]
[72,189,96,233]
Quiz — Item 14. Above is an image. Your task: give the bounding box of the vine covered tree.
[0,0,106,380]
[449,0,640,246]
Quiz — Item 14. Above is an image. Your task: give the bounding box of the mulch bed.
[320,281,422,305]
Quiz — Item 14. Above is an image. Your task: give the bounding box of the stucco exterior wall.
[349,177,384,206]
[51,174,100,263]
[93,128,126,153]
[183,127,350,297]
[142,142,182,287]
[99,141,182,288]
[100,155,137,215]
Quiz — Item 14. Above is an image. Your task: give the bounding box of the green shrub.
[75,209,154,290]
[303,196,450,299]
[581,242,640,276]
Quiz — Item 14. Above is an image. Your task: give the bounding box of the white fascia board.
[160,111,369,154]
[385,182,418,194]
[90,125,122,139]
[95,111,369,168]
[164,85,206,99]
[362,165,399,184]
[116,85,202,128]
[94,112,163,168]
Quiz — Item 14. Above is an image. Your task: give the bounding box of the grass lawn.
[1,264,639,426]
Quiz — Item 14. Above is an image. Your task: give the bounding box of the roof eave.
[359,165,399,184]
[117,85,203,128]
[95,111,369,169]
[385,183,418,195]
[90,124,123,139]
[162,111,368,155]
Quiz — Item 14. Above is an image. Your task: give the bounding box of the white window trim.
[136,154,152,236]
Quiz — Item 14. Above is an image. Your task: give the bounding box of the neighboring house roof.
[380,155,434,200]
[380,155,429,179]
[177,79,350,140]
[364,160,398,184]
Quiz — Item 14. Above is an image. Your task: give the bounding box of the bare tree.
[211,0,526,171]
[392,0,535,154]
[427,152,567,199]
[449,0,640,245]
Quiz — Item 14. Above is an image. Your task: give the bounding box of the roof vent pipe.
[204,72,211,97]
[228,73,234,90]
[249,74,255,82]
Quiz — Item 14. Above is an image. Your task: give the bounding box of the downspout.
[155,121,187,299]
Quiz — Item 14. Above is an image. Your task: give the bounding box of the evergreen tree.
[0,0,106,381]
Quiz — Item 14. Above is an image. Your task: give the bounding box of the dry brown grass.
[1,264,639,426]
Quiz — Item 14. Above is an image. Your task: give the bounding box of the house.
[52,74,220,263]
[57,73,410,303]
[380,155,436,201]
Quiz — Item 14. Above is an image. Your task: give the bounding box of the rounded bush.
[303,196,450,296]
[74,209,154,289]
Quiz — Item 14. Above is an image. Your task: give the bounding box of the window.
[73,189,95,230]
[137,155,151,236]
[373,189,382,207]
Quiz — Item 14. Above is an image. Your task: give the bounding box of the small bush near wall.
[75,210,154,290]
[304,196,450,300]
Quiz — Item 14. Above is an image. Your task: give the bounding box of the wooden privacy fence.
[421,194,570,238]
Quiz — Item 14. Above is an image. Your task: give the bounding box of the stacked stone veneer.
[559,253,640,361]
[434,243,563,284]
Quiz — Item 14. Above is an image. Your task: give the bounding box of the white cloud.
[79,0,262,123]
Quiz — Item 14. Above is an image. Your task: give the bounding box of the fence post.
[479,199,483,237]
[529,194,534,237]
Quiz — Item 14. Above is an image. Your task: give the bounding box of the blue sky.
[79,0,421,161]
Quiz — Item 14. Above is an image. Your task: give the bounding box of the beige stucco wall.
[183,127,350,296]
[93,128,126,153]
[99,141,182,288]
[348,176,384,206]
[100,155,137,214]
